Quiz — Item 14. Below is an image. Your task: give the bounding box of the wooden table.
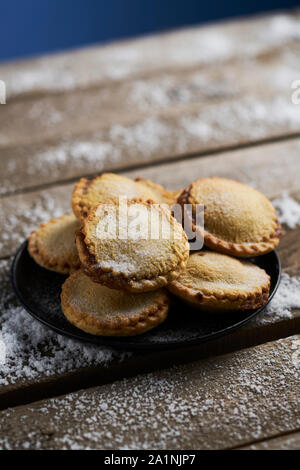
[0,10,299,450]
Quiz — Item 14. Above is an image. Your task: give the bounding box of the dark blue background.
[0,0,298,62]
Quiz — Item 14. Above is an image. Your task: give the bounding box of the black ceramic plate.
[11,241,281,350]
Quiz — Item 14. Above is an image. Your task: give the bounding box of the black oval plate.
[11,241,281,350]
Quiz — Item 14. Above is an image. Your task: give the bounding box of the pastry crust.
[134,177,180,207]
[168,251,270,311]
[72,173,174,220]
[28,214,81,274]
[76,198,190,292]
[178,177,281,257]
[61,270,169,336]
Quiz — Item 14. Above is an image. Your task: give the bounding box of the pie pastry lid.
[178,177,281,257]
[61,270,170,336]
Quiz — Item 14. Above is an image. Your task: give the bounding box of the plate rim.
[11,240,281,351]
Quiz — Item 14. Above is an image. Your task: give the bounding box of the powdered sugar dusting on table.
[255,273,300,325]
[0,179,299,384]
[2,117,175,196]
[4,92,300,198]
[2,13,300,98]
[0,339,6,365]
[0,336,298,449]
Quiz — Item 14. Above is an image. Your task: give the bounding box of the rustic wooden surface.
[0,10,300,450]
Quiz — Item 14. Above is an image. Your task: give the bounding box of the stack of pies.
[28,173,281,336]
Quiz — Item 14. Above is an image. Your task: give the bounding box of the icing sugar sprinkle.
[0,339,6,365]
[256,273,300,325]
[0,258,128,386]
[273,192,300,229]
[0,336,298,450]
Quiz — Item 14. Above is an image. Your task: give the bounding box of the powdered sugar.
[34,140,118,174]
[0,262,298,388]
[0,258,127,386]
[0,184,300,385]
[2,13,300,99]
[0,193,66,255]
[273,192,300,229]
[0,336,298,449]
[267,15,300,41]
[0,339,6,365]
[129,73,235,110]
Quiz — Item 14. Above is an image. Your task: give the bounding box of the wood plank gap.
[0,319,299,412]
[2,130,300,200]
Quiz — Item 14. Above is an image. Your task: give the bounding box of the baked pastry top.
[178,177,281,257]
[134,177,180,207]
[28,214,81,274]
[76,199,190,292]
[61,269,169,336]
[72,173,174,220]
[168,250,270,311]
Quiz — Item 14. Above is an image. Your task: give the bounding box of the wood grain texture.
[0,335,299,450]
[0,138,300,409]
[1,12,300,195]
[0,137,299,258]
[0,42,299,149]
[240,430,300,449]
[1,12,299,100]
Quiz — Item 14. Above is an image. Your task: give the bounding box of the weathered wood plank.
[0,243,299,410]
[1,12,299,100]
[1,61,300,194]
[0,41,299,150]
[1,137,299,257]
[0,335,299,450]
[240,430,300,450]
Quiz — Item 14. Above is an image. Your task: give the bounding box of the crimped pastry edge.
[61,270,170,336]
[76,199,190,292]
[28,214,81,274]
[178,182,281,258]
[72,177,92,220]
[168,266,271,312]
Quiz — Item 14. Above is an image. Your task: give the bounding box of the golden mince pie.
[61,270,169,336]
[168,251,270,311]
[72,173,174,220]
[178,177,281,257]
[76,199,190,292]
[28,214,81,274]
